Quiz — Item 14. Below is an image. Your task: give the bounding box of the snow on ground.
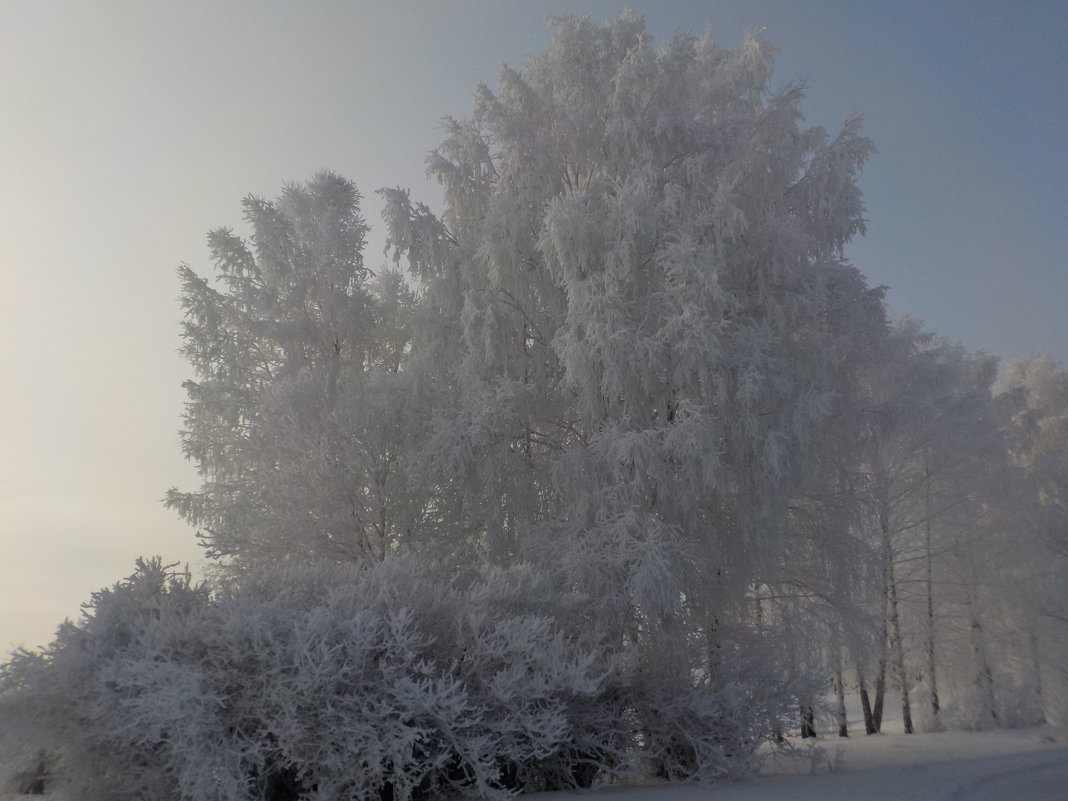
[533,691,1068,801]
[529,726,1068,801]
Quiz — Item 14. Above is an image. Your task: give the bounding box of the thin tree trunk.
[872,546,889,732]
[970,613,998,728]
[879,472,913,735]
[964,558,998,729]
[800,704,816,739]
[858,666,877,735]
[834,669,849,737]
[871,452,890,733]
[873,617,887,732]
[887,556,914,733]
[924,458,941,727]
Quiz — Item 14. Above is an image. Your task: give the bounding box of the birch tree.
[852,323,1032,731]
[167,173,432,566]
[997,355,1068,724]
[384,11,879,761]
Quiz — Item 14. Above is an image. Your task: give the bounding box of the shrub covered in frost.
[0,558,639,801]
[0,559,219,801]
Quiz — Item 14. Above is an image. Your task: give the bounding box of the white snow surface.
[528,726,1068,801]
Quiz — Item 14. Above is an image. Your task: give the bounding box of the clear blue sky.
[1,0,1065,650]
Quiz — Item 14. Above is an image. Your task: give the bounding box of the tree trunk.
[887,557,914,733]
[858,666,877,735]
[800,704,816,739]
[834,669,849,737]
[871,454,890,733]
[880,477,913,734]
[964,558,998,729]
[873,624,887,732]
[970,613,998,728]
[924,458,941,727]
[872,547,889,732]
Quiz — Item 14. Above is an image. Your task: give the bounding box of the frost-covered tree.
[166,173,434,566]
[384,11,879,764]
[1000,355,1068,513]
[751,271,888,738]
[843,322,1039,732]
[997,355,1068,725]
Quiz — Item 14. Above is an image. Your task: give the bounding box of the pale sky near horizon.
[2,0,1066,651]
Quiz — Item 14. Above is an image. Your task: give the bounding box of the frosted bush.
[1,557,632,801]
[630,643,795,784]
[0,558,215,801]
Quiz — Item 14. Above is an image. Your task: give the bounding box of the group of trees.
[3,12,1067,801]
